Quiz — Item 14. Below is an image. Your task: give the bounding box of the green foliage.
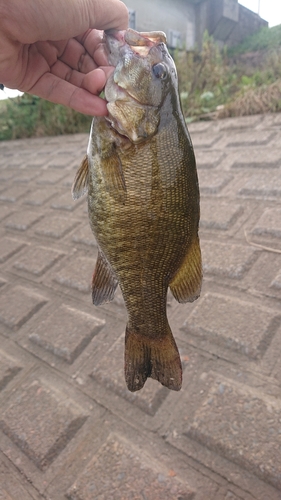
[0,94,91,141]
[175,27,281,120]
[229,24,281,55]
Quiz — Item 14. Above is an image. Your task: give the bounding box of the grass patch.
[0,94,91,141]
[228,24,281,55]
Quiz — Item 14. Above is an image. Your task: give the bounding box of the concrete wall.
[226,4,268,47]
[123,0,268,50]
[125,0,196,49]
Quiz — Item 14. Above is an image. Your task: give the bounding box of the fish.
[72,28,202,392]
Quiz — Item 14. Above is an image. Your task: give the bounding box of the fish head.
[104,29,178,143]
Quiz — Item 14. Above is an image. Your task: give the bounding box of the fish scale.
[72,28,202,392]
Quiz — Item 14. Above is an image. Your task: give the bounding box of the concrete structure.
[0,112,281,498]
[124,0,268,49]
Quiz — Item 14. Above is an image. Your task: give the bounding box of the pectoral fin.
[169,237,202,303]
[92,249,119,305]
[72,155,89,200]
[100,146,127,204]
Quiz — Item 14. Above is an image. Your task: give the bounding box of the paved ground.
[0,112,281,499]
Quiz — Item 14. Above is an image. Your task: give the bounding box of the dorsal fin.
[72,155,89,200]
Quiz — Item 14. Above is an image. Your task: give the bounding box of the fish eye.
[152,63,167,80]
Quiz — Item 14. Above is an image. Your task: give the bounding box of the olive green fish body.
[73,29,202,392]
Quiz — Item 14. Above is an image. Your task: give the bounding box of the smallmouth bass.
[72,29,202,392]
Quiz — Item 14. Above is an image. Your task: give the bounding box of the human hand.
[0,0,128,115]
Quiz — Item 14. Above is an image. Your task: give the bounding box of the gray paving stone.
[198,170,233,193]
[201,240,259,278]
[230,149,281,169]
[0,237,25,263]
[225,130,275,147]
[0,374,87,470]
[36,170,65,185]
[239,172,281,198]
[91,334,169,415]
[188,121,211,133]
[219,115,262,130]
[200,201,243,230]
[23,187,58,206]
[0,206,14,222]
[0,350,22,390]
[195,150,224,169]
[183,292,281,359]
[0,286,47,330]
[25,157,47,169]
[53,255,95,293]
[252,208,281,239]
[47,156,75,169]
[66,434,194,500]
[185,377,281,490]
[29,304,105,364]
[4,210,43,231]
[34,214,78,239]
[191,133,220,149]
[270,269,281,290]
[0,170,14,182]
[13,245,64,276]
[0,186,29,203]
[51,192,82,211]
[14,169,40,183]
[71,225,97,247]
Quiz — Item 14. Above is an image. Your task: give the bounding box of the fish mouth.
[105,28,167,63]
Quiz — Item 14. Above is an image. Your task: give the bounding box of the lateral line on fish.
[244,229,281,254]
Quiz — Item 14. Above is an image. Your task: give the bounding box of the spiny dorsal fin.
[169,236,202,303]
[72,155,89,200]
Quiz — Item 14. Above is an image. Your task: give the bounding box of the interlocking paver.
[66,434,194,499]
[0,373,87,470]
[182,292,281,359]
[0,351,22,391]
[0,286,47,330]
[201,240,259,278]
[29,304,105,363]
[52,255,96,293]
[1,113,281,499]
[198,170,233,193]
[12,245,64,275]
[5,210,43,231]
[0,237,26,263]
[252,207,281,238]
[186,377,281,490]
[200,200,243,230]
[239,172,281,198]
[34,214,79,239]
[0,186,29,203]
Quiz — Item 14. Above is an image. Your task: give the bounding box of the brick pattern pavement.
[0,114,281,499]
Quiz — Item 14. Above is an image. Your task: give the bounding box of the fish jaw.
[104,28,178,143]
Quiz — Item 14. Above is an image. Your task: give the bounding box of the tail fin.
[124,326,182,392]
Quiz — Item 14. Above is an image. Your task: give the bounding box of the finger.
[28,72,108,116]
[82,67,114,95]
[76,30,109,66]
[51,61,110,96]
[59,38,98,73]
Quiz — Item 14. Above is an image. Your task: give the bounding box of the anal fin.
[169,236,202,303]
[92,250,118,305]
